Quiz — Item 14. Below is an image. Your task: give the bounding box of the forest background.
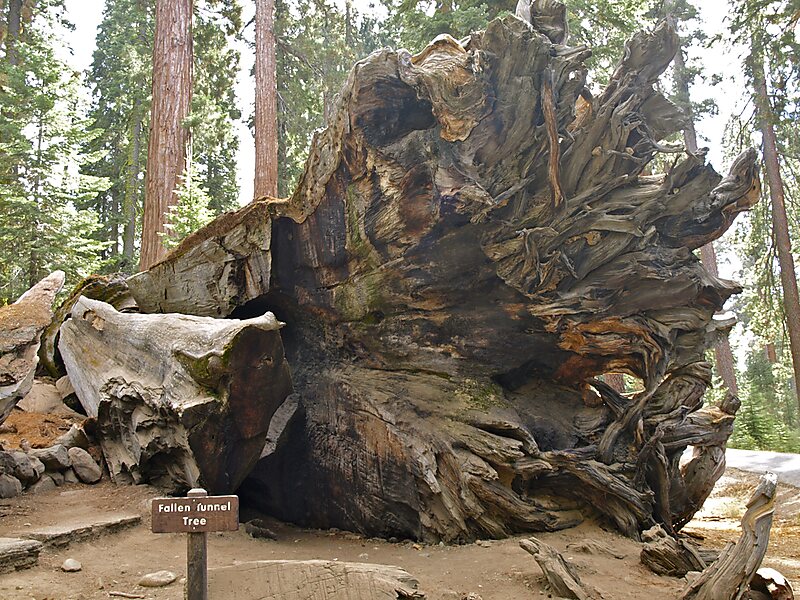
[1,0,799,452]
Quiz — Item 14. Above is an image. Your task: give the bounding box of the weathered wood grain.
[58,297,292,494]
[681,473,778,600]
[130,7,759,541]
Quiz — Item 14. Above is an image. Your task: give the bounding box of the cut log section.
[58,297,292,493]
[0,271,65,424]
[127,201,273,317]
[519,537,598,600]
[681,472,778,600]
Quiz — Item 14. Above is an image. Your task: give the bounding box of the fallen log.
[681,472,778,600]
[640,524,706,577]
[139,7,758,541]
[0,271,65,424]
[39,274,136,378]
[127,201,273,317]
[58,297,292,493]
[519,537,598,600]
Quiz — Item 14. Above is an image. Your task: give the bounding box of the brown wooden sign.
[151,494,239,533]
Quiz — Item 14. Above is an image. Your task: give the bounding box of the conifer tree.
[0,0,108,300]
[140,0,193,271]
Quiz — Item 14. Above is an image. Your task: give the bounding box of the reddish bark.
[254,0,278,201]
[139,0,193,271]
[754,52,800,412]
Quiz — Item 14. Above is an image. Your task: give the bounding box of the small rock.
[463,594,483,600]
[28,474,57,494]
[29,444,70,471]
[49,470,65,486]
[358,553,369,560]
[55,424,90,450]
[244,518,277,540]
[0,451,16,476]
[17,381,63,414]
[9,452,40,486]
[63,468,79,484]
[0,473,22,498]
[440,591,460,600]
[0,423,17,434]
[138,570,177,587]
[61,558,81,572]
[28,456,45,478]
[477,540,491,548]
[67,447,101,483]
[55,376,75,400]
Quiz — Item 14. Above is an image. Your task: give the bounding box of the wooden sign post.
[152,488,239,600]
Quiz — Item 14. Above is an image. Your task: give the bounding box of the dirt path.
[0,468,795,600]
[0,482,684,600]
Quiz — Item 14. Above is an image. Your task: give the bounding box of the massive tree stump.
[135,9,758,541]
[58,297,292,494]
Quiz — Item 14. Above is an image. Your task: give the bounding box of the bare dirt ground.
[0,468,796,600]
[0,407,797,600]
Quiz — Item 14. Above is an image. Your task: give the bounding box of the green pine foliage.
[0,0,109,302]
[722,0,800,448]
[160,159,214,249]
[729,347,800,452]
[274,0,390,195]
[191,0,242,213]
[83,0,152,272]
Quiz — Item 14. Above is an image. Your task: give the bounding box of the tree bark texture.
[58,297,292,494]
[134,12,759,542]
[753,51,800,413]
[640,524,706,577]
[0,271,64,424]
[254,0,278,201]
[127,201,272,317]
[39,274,136,378]
[139,0,193,271]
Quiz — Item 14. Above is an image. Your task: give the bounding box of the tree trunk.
[753,51,800,413]
[139,0,193,271]
[665,0,739,397]
[127,200,273,317]
[4,0,21,66]
[58,296,292,494]
[253,0,278,201]
[134,14,759,542]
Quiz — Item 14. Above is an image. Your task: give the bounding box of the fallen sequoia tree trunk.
[58,297,292,494]
[130,7,759,541]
